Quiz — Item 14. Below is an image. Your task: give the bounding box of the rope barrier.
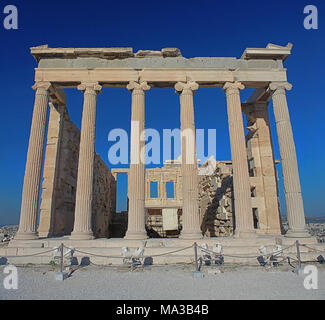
[300,244,325,253]
[0,241,323,267]
[146,245,194,258]
[63,243,194,259]
[197,243,296,259]
[0,247,58,259]
[70,248,122,259]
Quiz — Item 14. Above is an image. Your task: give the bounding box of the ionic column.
[175,81,202,239]
[125,81,150,240]
[223,82,256,238]
[70,82,102,240]
[15,82,51,240]
[269,82,309,237]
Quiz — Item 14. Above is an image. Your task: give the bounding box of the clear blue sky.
[0,0,324,225]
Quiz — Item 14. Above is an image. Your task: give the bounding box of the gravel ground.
[0,264,324,300]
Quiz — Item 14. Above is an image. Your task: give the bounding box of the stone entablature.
[31,44,290,90]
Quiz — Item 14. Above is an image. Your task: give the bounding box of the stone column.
[175,81,202,239]
[223,82,255,238]
[125,81,150,240]
[70,82,102,240]
[15,82,51,240]
[269,82,309,237]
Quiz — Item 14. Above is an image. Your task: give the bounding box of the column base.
[285,229,311,238]
[234,229,257,239]
[179,231,203,240]
[14,231,39,240]
[70,231,94,240]
[256,228,282,236]
[124,231,148,240]
[38,232,52,238]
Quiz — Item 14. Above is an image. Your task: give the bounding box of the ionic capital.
[175,81,199,94]
[127,81,151,93]
[32,81,52,92]
[77,82,102,94]
[269,82,292,93]
[223,81,245,95]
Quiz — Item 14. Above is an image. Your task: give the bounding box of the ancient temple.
[13,43,310,244]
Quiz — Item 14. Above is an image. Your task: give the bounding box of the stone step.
[0,251,323,266]
[1,243,324,265]
[8,235,319,249]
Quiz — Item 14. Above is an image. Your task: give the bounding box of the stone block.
[55,272,69,281]
[161,48,182,57]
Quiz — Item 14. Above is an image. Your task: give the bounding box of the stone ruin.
[37,103,116,238]
[13,43,311,242]
[199,161,234,237]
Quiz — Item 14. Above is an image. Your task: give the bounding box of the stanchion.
[293,240,304,275]
[55,243,68,281]
[192,242,204,278]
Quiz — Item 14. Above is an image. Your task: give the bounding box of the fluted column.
[223,82,256,238]
[15,82,51,240]
[175,81,202,239]
[125,81,150,240]
[269,82,309,237]
[70,82,102,240]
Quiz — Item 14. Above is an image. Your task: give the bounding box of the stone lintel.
[34,68,287,89]
[245,88,270,104]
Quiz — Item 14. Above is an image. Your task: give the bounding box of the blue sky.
[0,0,324,225]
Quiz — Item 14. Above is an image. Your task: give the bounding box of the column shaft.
[70,82,101,240]
[175,81,202,239]
[270,82,309,237]
[125,81,150,240]
[15,82,51,240]
[223,82,255,238]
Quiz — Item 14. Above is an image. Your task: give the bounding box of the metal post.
[194,242,199,272]
[192,242,204,278]
[296,240,302,270]
[60,243,64,273]
[55,243,68,281]
[293,240,303,275]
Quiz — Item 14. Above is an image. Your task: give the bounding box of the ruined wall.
[38,104,115,238]
[92,156,115,238]
[199,162,234,237]
[244,103,282,235]
[143,160,235,238]
[50,108,79,236]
